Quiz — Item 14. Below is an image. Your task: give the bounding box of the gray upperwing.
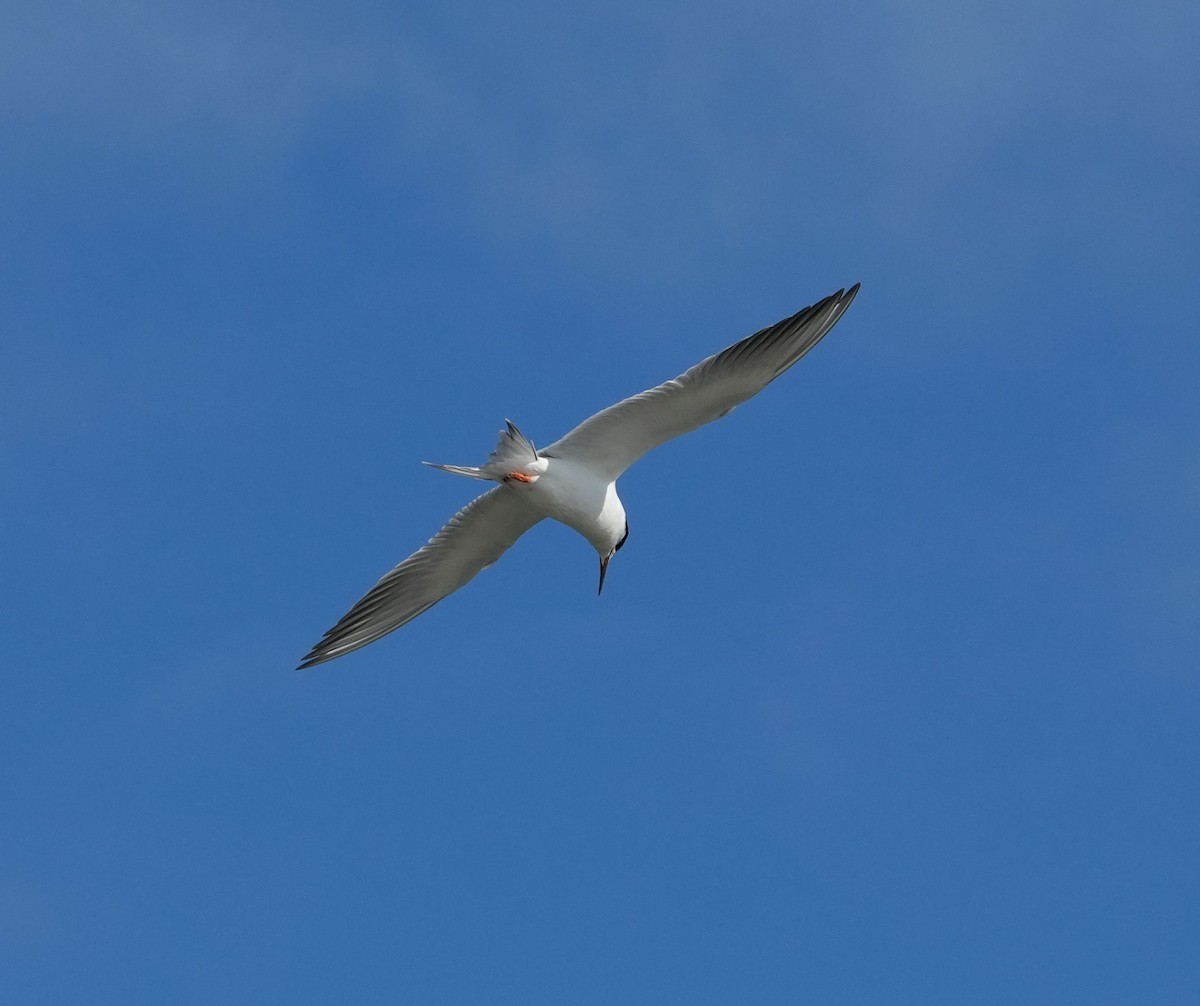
[540,285,859,480]
[298,486,543,668]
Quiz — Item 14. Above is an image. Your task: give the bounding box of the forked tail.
[423,420,539,482]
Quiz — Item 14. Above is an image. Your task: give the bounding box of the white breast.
[520,455,627,554]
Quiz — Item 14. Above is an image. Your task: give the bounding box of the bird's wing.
[298,486,543,668]
[541,285,859,480]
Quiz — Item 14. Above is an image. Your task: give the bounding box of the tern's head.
[597,520,630,595]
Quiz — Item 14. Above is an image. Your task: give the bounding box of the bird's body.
[511,455,628,556]
[299,285,860,668]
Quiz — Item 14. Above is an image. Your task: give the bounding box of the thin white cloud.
[1,3,398,156]
[4,2,1195,289]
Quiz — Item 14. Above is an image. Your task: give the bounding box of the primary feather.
[541,285,859,480]
[298,487,542,668]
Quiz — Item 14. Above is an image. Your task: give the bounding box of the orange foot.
[505,471,534,483]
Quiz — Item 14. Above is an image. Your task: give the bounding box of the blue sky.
[3,0,1198,1001]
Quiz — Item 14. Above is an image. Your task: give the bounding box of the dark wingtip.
[296,644,332,670]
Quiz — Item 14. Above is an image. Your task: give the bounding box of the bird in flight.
[299,284,860,668]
